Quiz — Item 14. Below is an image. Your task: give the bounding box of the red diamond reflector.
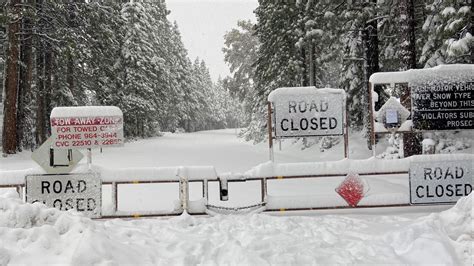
[336,174,365,207]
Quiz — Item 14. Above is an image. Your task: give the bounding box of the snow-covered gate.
[3,154,469,218]
[0,171,409,219]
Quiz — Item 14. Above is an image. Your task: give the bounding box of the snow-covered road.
[0,129,372,173]
[0,129,472,265]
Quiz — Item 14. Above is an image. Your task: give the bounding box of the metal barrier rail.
[0,184,25,200]
[1,170,429,219]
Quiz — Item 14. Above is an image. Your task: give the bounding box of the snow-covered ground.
[0,191,472,265]
[0,129,473,265]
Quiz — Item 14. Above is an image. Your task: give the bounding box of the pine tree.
[248,0,302,142]
[17,0,36,151]
[420,0,473,66]
[2,0,21,154]
[222,20,259,128]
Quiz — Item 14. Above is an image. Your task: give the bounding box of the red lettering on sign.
[55,141,70,147]
[52,116,122,126]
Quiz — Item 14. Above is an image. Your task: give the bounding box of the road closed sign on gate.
[409,159,473,204]
[51,106,124,149]
[26,173,102,218]
[268,87,345,138]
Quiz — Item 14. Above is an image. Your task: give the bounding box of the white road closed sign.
[409,160,473,204]
[26,173,102,218]
[269,87,345,138]
[50,106,124,149]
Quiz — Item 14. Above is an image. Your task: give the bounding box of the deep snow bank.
[384,193,473,265]
[0,191,147,265]
[0,192,472,265]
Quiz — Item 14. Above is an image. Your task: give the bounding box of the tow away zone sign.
[26,173,102,218]
[51,106,124,149]
[409,160,473,204]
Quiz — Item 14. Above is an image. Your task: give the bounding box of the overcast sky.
[166,0,258,81]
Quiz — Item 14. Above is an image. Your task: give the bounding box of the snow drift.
[0,191,472,265]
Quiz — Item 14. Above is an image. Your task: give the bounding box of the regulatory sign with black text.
[273,92,344,137]
[26,173,102,218]
[409,160,473,204]
[411,81,474,130]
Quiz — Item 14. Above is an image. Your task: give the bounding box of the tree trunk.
[2,0,21,155]
[400,0,417,69]
[300,45,308,86]
[471,0,474,63]
[66,0,77,103]
[67,52,74,102]
[364,21,379,82]
[400,0,422,157]
[308,42,315,86]
[44,42,53,136]
[363,0,380,150]
[17,0,35,151]
[35,0,46,145]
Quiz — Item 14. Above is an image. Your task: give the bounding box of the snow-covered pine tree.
[163,21,188,133]
[338,14,365,129]
[420,0,473,66]
[249,0,302,142]
[120,1,157,137]
[222,20,259,129]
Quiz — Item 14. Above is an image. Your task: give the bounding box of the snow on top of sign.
[51,106,123,118]
[369,64,474,84]
[0,165,218,186]
[1,154,472,186]
[245,153,473,178]
[375,97,410,123]
[99,165,218,182]
[422,138,436,147]
[268,86,345,102]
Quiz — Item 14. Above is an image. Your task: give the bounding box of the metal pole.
[344,97,349,159]
[17,185,23,201]
[87,148,92,170]
[178,168,189,213]
[267,102,274,162]
[261,178,268,203]
[203,180,208,204]
[111,182,117,214]
[368,82,377,157]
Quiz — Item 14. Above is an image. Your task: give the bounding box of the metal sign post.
[267,102,274,162]
[87,148,92,171]
[344,97,349,158]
